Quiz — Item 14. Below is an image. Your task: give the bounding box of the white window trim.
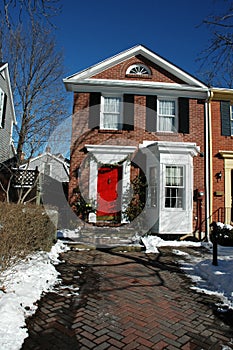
[100,94,123,130]
[230,105,233,136]
[164,165,185,210]
[157,97,178,133]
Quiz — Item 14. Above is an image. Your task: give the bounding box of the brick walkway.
[21,247,233,350]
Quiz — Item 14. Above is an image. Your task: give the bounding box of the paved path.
[21,247,233,349]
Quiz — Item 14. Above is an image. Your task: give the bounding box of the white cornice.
[140,141,200,157]
[64,78,208,99]
[219,150,233,159]
[86,144,137,164]
[86,144,137,154]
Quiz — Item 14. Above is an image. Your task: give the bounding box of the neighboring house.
[64,45,210,238]
[19,149,70,204]
[209,88,233,225]
[21,149,70,183]
[0,62,16,202]
[0,62,16,163]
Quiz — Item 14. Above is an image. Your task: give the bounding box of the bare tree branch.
[1,0,61,29]
[198,1,233,87]
[2,22,68,159]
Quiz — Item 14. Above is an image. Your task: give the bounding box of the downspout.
[205,90,214,241]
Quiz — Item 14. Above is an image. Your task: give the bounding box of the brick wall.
[92,55,185,84]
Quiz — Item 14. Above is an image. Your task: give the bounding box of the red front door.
[97,166,122,222]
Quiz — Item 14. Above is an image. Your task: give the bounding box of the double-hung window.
[100,95,122,130]
[165,165,184,209]
[158,99,176,132]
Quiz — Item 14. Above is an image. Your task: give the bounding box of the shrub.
[210,221,233,246]
[123,175,147,222]
[0,202,56,272]
[72,186,95,222]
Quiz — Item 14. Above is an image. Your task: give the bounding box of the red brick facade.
[92,55,186,84]
[69,63,206,233]
[64,45,209,236]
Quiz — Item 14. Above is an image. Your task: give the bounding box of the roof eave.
[2,63,17,125]
[210,87,233,104]
[63,79,209,99]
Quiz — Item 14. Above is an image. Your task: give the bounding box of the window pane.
[104,97,120,113]
[103,114,119,129]
[159,100,175,116]
[165,188,183,208]
[159,116,174,132]
[166,166,183,186]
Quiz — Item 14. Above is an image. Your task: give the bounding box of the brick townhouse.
[63,45,210,238]
[209,88,233,226]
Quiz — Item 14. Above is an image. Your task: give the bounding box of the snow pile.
[141,235,201,253]
[0,241,69,350]
[57,228,81,240]
[216,222,233,230]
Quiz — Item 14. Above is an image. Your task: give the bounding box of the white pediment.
[63,45,207,92]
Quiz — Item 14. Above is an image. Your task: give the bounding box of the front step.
[67,225,139,247]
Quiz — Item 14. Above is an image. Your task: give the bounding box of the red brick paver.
[21,247,233,349]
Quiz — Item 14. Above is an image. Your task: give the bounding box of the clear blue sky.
[54,0,226,80]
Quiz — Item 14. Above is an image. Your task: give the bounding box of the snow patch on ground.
[174,244,233,309]
[1,229,233,349]
[142,235,233,309]
[0,241,69,350]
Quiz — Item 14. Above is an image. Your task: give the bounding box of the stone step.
[67,225,139,247]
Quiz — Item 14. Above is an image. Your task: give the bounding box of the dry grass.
[0,202,56,272]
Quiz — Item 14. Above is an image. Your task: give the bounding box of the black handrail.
[210,221,218,266]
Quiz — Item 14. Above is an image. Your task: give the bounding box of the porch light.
[216,171,222,181]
